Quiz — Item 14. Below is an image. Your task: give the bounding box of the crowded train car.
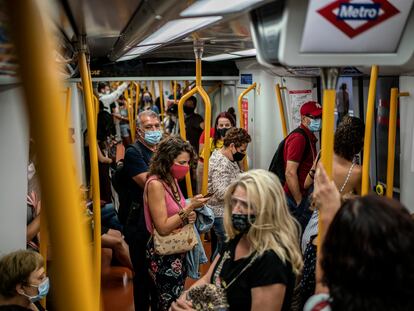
[1,0,414,310]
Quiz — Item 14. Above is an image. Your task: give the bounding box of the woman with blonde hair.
[171,169,303,311]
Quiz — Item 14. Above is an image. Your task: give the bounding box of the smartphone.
[203,191,216,198]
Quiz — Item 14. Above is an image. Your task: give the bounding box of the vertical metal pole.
[64,87,72,127]
[79,52,101,308]
[361,65,378,195]
[237,83,256,170]
[275,84,288,138]
[386,88,398,198]
[7,1,96,310]
[158,81,165,127]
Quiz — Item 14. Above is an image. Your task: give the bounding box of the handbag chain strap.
[213,249,259,290]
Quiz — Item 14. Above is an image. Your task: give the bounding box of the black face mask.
[232,150,246,162]
[231,214,256,233]
[183,106,195,115]
[217,127,230,138]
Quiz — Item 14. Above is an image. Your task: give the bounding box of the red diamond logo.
[318,0,400,38]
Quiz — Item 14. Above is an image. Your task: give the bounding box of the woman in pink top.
[144,135,208,311]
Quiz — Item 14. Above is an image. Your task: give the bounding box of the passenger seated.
[101,228,133,271]
[0,250,48,311]
[171,169,303,311]
[305,164,414,311]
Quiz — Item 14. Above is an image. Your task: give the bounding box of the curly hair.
[322,195,414,311]
[334,116,364,161]
[223,128,251,148]
[149,135,195,181]
[212,112,236,147]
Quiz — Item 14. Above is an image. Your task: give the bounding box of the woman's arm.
[148,180,186,235]
[170,255,221,311]
[251,284,286,311]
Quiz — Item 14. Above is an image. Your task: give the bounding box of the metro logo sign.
[318,0,400,38]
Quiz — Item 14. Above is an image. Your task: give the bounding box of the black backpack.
[268,128,311,184]
[111,143,144,225]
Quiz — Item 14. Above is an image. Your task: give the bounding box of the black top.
[123,141,153,203]
[185,113,204,154]
[211,235,295,311]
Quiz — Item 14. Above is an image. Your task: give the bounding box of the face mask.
[232,150,246,162]
[308,118,321,132]
[171,163,189,180]
[217,127,230,138]
[105,90,110,95]
[231,214,256,233]
[144,95,151,103]
[183,106,195,115]
[22,277,50,303]
[144,130,162,145]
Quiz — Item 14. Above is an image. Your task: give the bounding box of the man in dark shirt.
[283,101,321,225]
[123,110,161,311]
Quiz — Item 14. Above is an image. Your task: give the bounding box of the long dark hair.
[322,195,414,311]
[212,112,236,147]
[149,135,195,182]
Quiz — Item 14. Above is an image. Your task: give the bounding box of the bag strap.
[213,249,259,290]
[127,142,150,166]
[292,128,312,163]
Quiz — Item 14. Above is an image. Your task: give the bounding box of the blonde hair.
[223,169,303,275]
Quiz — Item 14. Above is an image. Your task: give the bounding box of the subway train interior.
[1,0,414,310]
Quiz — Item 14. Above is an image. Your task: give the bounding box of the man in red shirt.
[284,101,322,220]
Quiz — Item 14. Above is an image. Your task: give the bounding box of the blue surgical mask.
[22,277,50,302]
[144,130,162,145]
[309,118,321,132]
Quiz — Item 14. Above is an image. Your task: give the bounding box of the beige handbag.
[153,223,198,255]
[148,178,198,255]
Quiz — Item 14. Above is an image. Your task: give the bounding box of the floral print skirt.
[146,238,187,311]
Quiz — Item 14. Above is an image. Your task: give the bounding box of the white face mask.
[28,162,36,180]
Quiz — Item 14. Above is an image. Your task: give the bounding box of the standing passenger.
[122,110,162,311]
[98,82,129,112]
[336,83,349,127]
[144,136,209,311]
[208,128,251,258]
[283,101,321,223]
[171,170,303,311]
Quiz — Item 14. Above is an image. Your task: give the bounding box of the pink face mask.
[171,163,189,180]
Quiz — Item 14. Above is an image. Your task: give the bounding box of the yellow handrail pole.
[174,80,177,104]
[361,65,379,195]
[158,80,165,125]
[320,90,336,179]
[237,83,257,128]
[79,53,102,307]
[199,86,212,195]
[150,80,156,102]
[64,87,72,127]
[207,82,222,95]
[178,87,198,198]
[8,1,96,310]
[93,95,99,127]
[275,84,288,138]
[386,90,409,198]
[133,82,140,132]
[386,88,398,198]
[237,83,257,170]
